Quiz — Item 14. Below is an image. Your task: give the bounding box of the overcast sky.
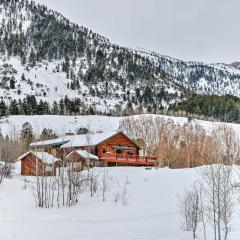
[36,0,240,63]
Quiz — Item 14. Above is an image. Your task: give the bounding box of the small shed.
[66,150,99,171]
[18,151,61,176]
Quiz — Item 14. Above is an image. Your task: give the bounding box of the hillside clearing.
[1,114,240,138]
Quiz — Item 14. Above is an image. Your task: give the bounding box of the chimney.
[65,131,74,136]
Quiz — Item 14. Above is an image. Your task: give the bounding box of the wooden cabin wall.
[96,133,139,156]
[21,155,45,176]
[66,152,98,171]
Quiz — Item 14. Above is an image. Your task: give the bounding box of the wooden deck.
[99,153,157,166]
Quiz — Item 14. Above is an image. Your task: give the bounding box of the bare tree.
[179,164,235,240]
[0,162,13,185]
[200,165,235,240]
[120,115,240,169]
[198,182,208,240]
[178,184,201,239]
[101,169,112,202]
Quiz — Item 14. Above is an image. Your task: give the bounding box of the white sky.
[36,0,240,63]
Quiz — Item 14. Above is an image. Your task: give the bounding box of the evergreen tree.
[52,101,59,115]
[40,128,57,140]
[20,122,34,147]
[0,100,7,118]
[10,77,15,89]
[37,100,45,115]
[9,99,19,115]
[59,99,65,115]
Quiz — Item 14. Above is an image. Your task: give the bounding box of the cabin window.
[116,148,123,154]
[127,149,134,155]
[45,163,53,167]
[102,148,107,153]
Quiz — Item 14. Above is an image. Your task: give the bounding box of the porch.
[99,153,157,166]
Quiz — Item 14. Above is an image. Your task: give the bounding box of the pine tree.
[9,100,19,115]
[21,73,26,81]
[40,128,57,140]
[20,122,34,147]
[52,101,59,115]
[59,99,65,115]
[10,77,15,89]
[37,100,45,115]
[0,100,7,118]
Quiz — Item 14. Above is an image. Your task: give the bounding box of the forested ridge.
[170,94,240,123]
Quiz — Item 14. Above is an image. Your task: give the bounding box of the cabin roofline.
[59,131,142,150]
[95,131,142,150]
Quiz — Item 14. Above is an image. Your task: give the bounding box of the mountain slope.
[137,48,240,97]
[0,0,240,116]
[0,0,184,114]
[231,62,240,70]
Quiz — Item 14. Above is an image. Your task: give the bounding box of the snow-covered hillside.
[0,115,120,137]
[2,114,240,138]
[1,166,240,240]
[0,57,121,112]
[135,48,240,96]
[0,0,183,114]
[1,0,240,115]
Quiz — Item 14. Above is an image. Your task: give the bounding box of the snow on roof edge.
[18,151,60,164]
[66,150,99,160]
[30,130,141,150]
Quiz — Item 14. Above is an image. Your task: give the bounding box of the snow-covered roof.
[66,150,99,161]
[30,131,141,150]
[60,131,120,149]
[30,136,72,148]
[18,151,60,165]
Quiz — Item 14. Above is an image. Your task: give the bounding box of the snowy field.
[0,115,121,137]
[1,114,240,239]
[0,167,206,240]
[0,166,240,240]
[1,114,240,138]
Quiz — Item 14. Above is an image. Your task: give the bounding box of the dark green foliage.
[20,122,34,146]
[40,128,57,140]
[76,127,89,135]
[9,99,19,115]
[10,77,15,89]
[0,95,97,116]
[170,94,240,123]
[0,100,7,117]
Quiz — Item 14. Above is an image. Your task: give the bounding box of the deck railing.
[99,153,157,166]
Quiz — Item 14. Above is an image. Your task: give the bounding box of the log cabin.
[30,131,157,167]
[18,151,61,176]
[66,150,99,171]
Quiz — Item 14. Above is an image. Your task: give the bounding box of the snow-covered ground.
[0,167,203,240]
[1,114,240,138]
[0,166,240,240]
[1,113,240,239]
